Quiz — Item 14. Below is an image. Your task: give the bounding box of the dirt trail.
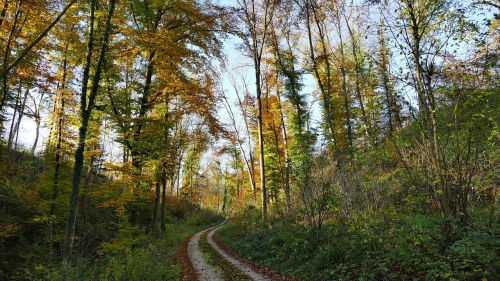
[207,224,273,281]
[187,226,223,281]
[187,222,273,281]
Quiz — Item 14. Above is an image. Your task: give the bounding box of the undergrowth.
[217,208,499,281]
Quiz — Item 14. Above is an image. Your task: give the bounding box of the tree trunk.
[255,61,267,222]
[276,88,291,211]
[305,0,339,152]
[223,95,257,203]
[160,174,167,234]
[7,83,21,149]
[62,0,116,260]
[346,19,371,143]
[14,88,29,151]
[31,113,41,154]
[151,179,160,237]
[336,18,354,154]
[49,43,68,253]
[234,87,257,201]
[0,2,21,127]
[378,25,399,134]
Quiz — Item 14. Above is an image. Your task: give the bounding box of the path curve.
[187,222,275,281]
[187,226,223,281]
[207,224,273,281]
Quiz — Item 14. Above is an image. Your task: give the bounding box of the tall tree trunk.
[345,19,371,143]
[378,25,398,134]
[336,16,354,154]
[276,87,291,211]
[305,0,338,151]
[52,42,69,203]
[234,88,257,201]
[48,42,69,253]
[130,9,164,171]
[271,28,303,133]
[406,2,451,220]
[131,51,155,171]
[62,0,116,260]
[255,61,267,221]
[305,0,350,199]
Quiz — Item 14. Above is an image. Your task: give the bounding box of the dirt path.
[186,222,274,281]
[207,224,273,281]
[187,226,223,281]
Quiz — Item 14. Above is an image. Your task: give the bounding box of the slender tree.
[63,0,117,260]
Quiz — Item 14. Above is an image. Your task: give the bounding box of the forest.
[0,0,498,280]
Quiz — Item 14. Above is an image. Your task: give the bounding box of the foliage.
[218,210,499,281]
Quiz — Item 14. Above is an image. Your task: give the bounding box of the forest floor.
[183,222,295,281]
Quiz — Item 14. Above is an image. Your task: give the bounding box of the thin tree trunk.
[378,25,396,134]
[130,9,164,171]
[62,0,116,260]
[305,0,338,151]
[276,87,291,211]
[7,83,21,149]
[336,16,354,153]
[151,179,160,237]
[271,27,303,133]
[222,95,257,203]
[14,88,29,151]
[305,0,350,199]
[160,174,167,234]
[48,42,68,254]
[345,19,371,143]
[234,87,257,200]
[255,61,267,221]
[31,112,41,154]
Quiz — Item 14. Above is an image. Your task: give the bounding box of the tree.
[0,0,76,131]
[63,0,117,260]
[236,0,276,222]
